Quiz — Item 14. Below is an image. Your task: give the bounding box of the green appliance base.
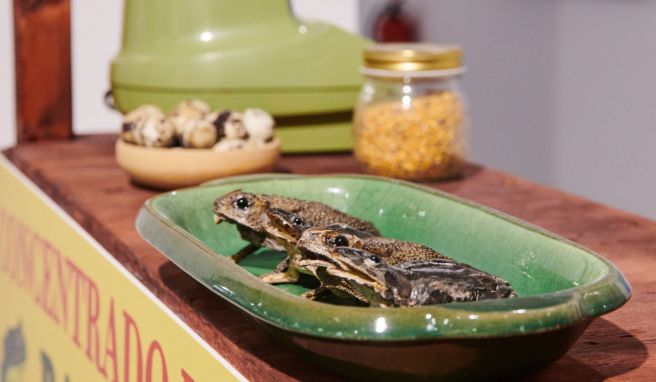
[276,120,353,153]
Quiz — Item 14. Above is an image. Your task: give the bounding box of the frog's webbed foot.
[273,258,290,273]
[261,269,299,284]
[229,243,259,263]
[301,286,328,300]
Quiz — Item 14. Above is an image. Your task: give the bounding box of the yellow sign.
[0,157,245,382]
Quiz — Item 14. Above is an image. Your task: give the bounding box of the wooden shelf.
[3,134,654,381]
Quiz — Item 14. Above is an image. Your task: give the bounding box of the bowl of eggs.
[115,100,280,190]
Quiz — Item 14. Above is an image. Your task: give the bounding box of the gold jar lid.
[363,43,464,75]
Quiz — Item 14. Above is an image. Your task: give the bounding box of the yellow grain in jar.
[354,43,469,181]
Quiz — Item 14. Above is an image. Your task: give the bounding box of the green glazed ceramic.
[111,0,367,114]
[136,174,631,381]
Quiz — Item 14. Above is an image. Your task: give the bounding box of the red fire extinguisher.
[373,0,417,42]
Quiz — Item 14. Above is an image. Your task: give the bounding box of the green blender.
[110,0,369,152]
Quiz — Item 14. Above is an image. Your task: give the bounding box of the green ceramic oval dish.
[136,174,630,381]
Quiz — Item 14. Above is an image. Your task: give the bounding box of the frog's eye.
[292,216,304,226]
[368,255,381,264]
[333,235,349,247]
[234,197,250,210]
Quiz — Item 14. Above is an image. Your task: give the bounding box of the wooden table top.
[4,135,655,381]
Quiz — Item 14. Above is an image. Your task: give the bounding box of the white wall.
[359,0,656,220]
[0,0,359,148]
[392,0,560,184]
[292,0,358,34]
[71,0,123,134]
[0,0,16,150]
[553,0,656,219]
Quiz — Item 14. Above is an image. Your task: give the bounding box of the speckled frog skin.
[295,227,450,302]
[266,208,377,296]
[297,227,450,266]
[303,246,516,307]
[212,190,380,282]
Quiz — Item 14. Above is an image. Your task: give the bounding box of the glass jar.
[354,43,469,181]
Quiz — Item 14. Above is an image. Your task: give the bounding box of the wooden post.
[13,0,73,142]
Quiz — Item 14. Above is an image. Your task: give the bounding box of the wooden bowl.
[115,139,280,190]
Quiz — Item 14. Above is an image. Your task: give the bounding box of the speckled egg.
[137,117,176,147]
[169,100,212,136]
[121,105,175,147]
[180,119,218,149]
[243,108,274,143]
[210,110,248,140]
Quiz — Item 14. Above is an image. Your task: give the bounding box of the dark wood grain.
[13,0,73,142]
[4,135,655,381]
